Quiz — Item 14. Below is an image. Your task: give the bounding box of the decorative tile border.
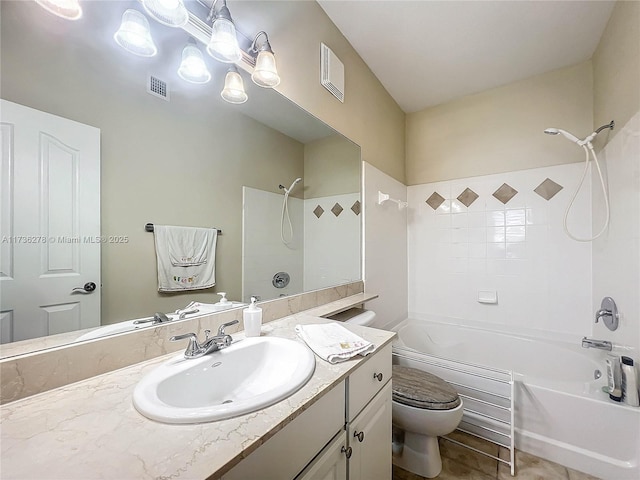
[534,178,563,200]
[457,188,479,207]
[426,192,446,210]
[492,183,519,204]
[0,281,364,404]
[425,177,564,208]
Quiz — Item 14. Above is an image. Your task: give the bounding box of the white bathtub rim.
[516,428,639,480]
[401,313,636,356]
[393,319,637,407]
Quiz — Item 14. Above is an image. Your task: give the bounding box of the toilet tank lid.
[346,309,376,325]
[392,365,461,410]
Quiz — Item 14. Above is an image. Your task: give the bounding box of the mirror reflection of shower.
[279,178,303,246]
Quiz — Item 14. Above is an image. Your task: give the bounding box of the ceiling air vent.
[147,75,170,101]
[320,43,344,103]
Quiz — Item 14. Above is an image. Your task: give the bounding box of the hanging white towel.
[154,225,217,292]
[295,322,375,364]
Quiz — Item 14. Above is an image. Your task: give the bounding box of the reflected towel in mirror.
[153,225,218,292]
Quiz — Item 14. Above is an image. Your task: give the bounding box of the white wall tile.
[592,112,640,353]
[407,162,594,338]
[242,187,303,303]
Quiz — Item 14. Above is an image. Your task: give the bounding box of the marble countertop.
[1,310,394,480]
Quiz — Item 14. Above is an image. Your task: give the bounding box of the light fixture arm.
[210,0,233,23]
[205,0,220,22]
[250,31,274,54]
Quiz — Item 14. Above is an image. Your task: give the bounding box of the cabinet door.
[348,382,392,480]
[295,431,348,480]
[222,382,345,480]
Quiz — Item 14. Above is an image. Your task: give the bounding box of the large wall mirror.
[0,0,362,355]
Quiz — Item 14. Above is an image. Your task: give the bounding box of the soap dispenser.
[243,297,262,337]
[216,292,230,306]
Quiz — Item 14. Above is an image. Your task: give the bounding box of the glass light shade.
[35,0,82,20]
[206,17,241,63]
[114,9,158,58]
[251,50,280,88]
[221,69,247,104]
[141,0,188,28]
[178,44,211,84]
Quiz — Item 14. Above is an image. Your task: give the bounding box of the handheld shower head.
[544,127,581,145]
[280,178,303,195]
[288,178,302,192]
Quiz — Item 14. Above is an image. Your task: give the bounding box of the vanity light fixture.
[206,0,242,63]
[221,65,248,104]
[35,0,82,20]
[141,0,189,28]
[114,9,158,58]
[178,40,211,84]
[249,31,280,88]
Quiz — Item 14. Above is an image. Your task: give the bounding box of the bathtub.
[392,318,640,480]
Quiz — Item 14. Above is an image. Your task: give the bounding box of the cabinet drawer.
[347,343,391,420]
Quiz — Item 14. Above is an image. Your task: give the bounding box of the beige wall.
[303,135,361,199]
[1,1,304,324]
[406,62,594,185]
[592,0,640,149]
[233,1,406,184]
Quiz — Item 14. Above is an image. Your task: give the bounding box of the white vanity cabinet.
[346,343,392,480]
[222,343,392,480]
[295,431,348,480]
[347,382,392,480]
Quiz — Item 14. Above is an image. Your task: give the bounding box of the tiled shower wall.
[592,112,640,353]
[303,193,361,291]
[242,187,304,303]
[408,163,593,340]
[243,187,360,301]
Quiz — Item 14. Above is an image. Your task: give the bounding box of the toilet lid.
[392,365,461,410]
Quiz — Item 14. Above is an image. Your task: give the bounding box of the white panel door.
[0,100,100,343]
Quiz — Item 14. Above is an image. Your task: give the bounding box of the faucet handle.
[217,320,239,336]
[169,332,200,357]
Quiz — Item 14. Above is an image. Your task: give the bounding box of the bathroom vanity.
[223,344,392,480]
[0,306,395,480]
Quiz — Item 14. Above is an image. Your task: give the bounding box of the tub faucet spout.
[581,337,612,351]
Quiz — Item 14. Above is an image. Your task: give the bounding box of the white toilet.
[327,308,376,326]
[392,365,464,478]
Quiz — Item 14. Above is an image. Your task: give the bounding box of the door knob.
[72,282,96,294]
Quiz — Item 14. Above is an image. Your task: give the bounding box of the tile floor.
[392,431,600,480]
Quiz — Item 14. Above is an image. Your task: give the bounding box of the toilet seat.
[392,365,461,410]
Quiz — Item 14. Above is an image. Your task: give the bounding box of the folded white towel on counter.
[154,226,218,292]
[295,322,375,364]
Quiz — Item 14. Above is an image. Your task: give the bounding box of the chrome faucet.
[133,312,171,325]
[170,320,239,359]
[581,337,613,351]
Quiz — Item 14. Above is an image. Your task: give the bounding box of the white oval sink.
[133,337,315,424]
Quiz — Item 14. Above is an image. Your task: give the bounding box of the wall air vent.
[147,75,169,101]
[320,43,344,103]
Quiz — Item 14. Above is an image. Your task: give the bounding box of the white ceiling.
[317,0,616,113]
